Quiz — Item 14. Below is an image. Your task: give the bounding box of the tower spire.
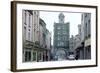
[59,13,65,23]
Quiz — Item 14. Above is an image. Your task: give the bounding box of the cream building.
[22,10,40,62]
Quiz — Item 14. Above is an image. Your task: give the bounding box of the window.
[86,23,88,37]
[34,11,36,15]
[57,42,64,46]
[38,52,43,61]
[58,32,60,35]
[25,51,31,62]
[88,19,90,25]
[33,52,37,61]
[57,36,60,40]
[62,26,65,30]
[88,19,91,36]
[81,14,83,21]
[63,31,66,34]
[57,27,61,30]
[28,32,30,41]
[85,14,87,17]
[63,36,66,40]
[28,29,30,31]
[57,42,60,46]
[24,10,27,25]
[60,18,63,23]
[60,42,64,46]
[24,26,26,40]
[29,13,31,27]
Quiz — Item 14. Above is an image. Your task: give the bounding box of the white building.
[22,10,34,62]
[22,10,40,62]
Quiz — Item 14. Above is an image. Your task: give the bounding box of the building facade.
[75,13,91,60]
[82,13,91,59]
[22,10,34,62]
[46,29,52,61]
[53,13,70,60]
[39,18,51,61]
[39,18,46,62]
[22,10,51,62]
[22,10,40,62]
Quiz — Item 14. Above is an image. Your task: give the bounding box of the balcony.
[24,40,34,48]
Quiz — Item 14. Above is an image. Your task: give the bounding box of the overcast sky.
[40,11,82,45]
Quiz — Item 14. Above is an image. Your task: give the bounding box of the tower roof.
[59,13,64,18]
[58,13,65,23]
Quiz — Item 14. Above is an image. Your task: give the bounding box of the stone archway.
[56,49,66,61]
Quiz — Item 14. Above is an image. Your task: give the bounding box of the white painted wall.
[0,0,99,73]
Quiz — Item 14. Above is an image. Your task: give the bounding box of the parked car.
[68,54,75,60]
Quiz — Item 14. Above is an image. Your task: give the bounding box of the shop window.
[33,52,37,61]
[38,52,42,61]
[25,51,31,62]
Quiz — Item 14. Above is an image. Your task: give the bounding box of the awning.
[85,38,91,47]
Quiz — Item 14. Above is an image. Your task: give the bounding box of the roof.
[39,18,46,26]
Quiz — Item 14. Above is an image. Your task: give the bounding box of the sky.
[40,11,82,45]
